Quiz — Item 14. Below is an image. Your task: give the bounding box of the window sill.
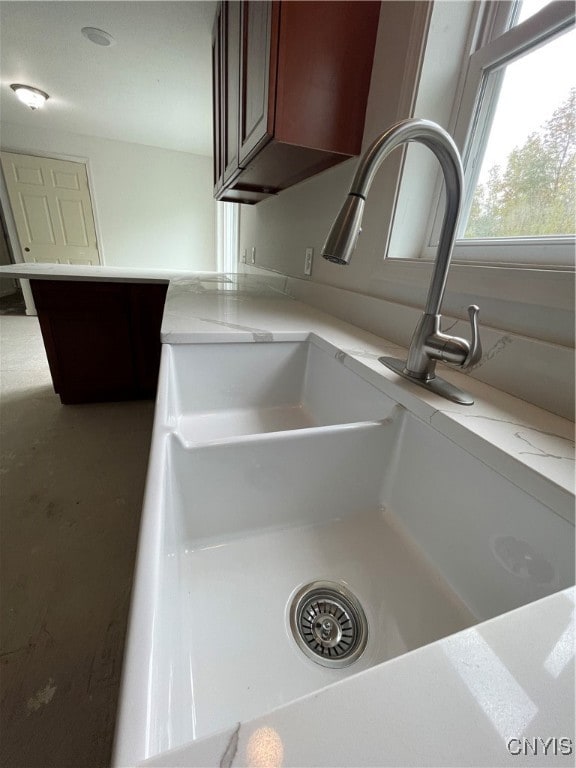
[373,257,574,347]
[424,237,575,267]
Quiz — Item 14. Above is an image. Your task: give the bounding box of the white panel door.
[0,152,101,265]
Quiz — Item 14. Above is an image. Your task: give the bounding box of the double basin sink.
[114,336,575,765]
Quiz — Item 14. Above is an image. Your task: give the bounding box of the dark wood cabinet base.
[30,280,168,404]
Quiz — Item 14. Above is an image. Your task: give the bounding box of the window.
[446,0,575,265]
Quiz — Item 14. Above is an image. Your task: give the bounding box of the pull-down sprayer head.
[321,194,365,265]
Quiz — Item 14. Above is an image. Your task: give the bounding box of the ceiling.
[0,1,217,156]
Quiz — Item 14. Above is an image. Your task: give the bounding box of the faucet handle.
[462,305,481,369]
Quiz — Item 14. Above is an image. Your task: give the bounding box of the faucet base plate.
[379,356,474,405]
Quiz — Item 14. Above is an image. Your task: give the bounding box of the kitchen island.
[0,264,214,404]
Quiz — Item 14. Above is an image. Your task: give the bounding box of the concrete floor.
[0,315,155,767]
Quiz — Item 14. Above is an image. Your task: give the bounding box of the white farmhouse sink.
[114,342,575,766]
[164,338,397,444]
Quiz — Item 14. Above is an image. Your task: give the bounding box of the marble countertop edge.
[0,263,217,283]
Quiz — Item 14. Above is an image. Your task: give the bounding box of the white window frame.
[425,0,576,266]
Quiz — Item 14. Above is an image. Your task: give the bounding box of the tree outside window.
[466,87,575,238]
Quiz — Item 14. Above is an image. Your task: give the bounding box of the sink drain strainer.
[289,581,368,668]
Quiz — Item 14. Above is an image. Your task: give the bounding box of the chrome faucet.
[322,118,482,405]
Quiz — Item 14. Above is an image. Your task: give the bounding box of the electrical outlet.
[304,247,314,276]
[250,247,256,265]
[240,248,247,264]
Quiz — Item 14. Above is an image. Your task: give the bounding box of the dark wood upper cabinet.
[212,0,381,204]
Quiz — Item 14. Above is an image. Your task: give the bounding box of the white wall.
[0,121,216,271]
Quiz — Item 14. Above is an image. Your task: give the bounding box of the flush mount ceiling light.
[10,84,49,110]
[81,27,116,46]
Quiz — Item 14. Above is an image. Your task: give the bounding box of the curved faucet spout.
[322,118,482,405]
[322,118,463,315]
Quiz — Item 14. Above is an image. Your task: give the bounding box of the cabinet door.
[222,0,241,182]
[238,1,278,165]
[212,5,223,192]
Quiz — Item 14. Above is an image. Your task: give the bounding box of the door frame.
[0,148,105,315]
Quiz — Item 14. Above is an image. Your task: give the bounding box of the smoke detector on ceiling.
[81,27,116,47]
